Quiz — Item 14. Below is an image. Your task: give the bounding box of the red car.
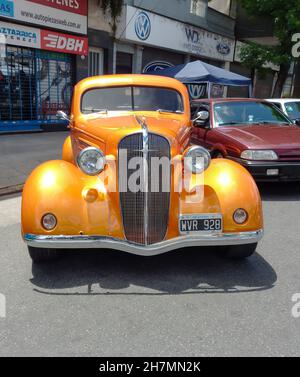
[191,98,300,181]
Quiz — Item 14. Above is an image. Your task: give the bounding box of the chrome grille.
[119,133,170,245]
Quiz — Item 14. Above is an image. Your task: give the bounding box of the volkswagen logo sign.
[187,83,207,99]
[135,11,151,41]
[216,42,231,55]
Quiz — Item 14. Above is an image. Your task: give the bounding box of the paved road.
[0,132,68,189]
[0,183,300,356]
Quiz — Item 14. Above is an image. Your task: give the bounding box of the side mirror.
[193,110,210,127]
[56,110,70,122]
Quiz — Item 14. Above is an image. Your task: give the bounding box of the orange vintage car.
[21,74,263,262]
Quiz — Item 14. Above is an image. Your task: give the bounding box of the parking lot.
[0,182,299,357]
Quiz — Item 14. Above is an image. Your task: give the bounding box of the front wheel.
[28,246,59,263]
[220,243,257,260]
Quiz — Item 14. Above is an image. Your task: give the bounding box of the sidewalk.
[0,131,69,195]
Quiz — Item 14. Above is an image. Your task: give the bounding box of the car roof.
[266,98,300,103]
[191,98,268,104]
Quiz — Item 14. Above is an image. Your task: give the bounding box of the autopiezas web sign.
[0,0,87,35]
[0,21,88,55]
[119,5,235,62]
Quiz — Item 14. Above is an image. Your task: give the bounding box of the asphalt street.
[0,183,300,356]
[0,132,68,189]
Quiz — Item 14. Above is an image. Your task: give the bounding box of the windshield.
[213,101,292,126]
[81,86,184,114]
[284,102,300,120]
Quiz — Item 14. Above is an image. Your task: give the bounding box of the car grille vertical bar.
[119,133,170,245]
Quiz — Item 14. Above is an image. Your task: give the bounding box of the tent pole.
[208,82,212,99]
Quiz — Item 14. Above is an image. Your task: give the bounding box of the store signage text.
[41,30,88,55]
[27,0,87,16]
[0,21,88,55]
[0,21,40,48]
[0,0,14,17]
[0,0,87,35]
[120,6,235,62]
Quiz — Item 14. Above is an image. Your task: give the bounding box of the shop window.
[0,46,36,122]
[36,50,73,120]
[116,52,133,74]
[88,47,104,77]
[0,46,73,128]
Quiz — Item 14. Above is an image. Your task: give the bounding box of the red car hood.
[217,124,300,150]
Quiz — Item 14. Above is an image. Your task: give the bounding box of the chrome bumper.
[24,230,263,256]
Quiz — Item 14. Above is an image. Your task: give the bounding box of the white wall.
[88,0,112,32]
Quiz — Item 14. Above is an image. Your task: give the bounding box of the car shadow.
[258,181,300,201]
[30,247,277,296]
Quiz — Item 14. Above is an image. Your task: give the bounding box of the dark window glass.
[81,86,184,114]
[116,52,132,74]
[213,101,291,126]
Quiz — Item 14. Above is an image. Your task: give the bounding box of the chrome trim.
[183,145,211,174]
[24,230,263,257]
[134,115,149,244]
[228,156,300,167]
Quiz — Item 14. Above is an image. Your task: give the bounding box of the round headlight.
[233,208,248,224]
[41,213,57,230]
[77,147,105,176]
[183,146,211,174]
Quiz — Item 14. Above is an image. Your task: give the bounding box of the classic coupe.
[22,75,263,262]
[191,98,300,181]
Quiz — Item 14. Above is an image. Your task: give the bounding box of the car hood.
[75,113,191,156]
[217,124,300,149]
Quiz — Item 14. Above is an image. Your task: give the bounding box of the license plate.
[179,214,223,234]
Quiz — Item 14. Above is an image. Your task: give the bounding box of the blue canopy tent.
[149,60,252,99]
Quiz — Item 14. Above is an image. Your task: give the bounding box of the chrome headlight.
[183,146,211,174]
[77,147,105,175]
[241,150,278,161]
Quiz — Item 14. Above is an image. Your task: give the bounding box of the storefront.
[0,0,88,132]
[116,5,236,98]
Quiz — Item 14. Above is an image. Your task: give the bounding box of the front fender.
[180,159,263,233]
[21,160,122,237]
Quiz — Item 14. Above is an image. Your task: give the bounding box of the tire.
[220,243,257,260]
[28,246,59,263]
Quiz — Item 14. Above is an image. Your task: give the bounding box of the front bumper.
[24,230,263,256]
[230,157,300,181]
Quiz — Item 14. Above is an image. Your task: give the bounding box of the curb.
[0,184,24,197]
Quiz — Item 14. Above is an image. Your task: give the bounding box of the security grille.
[119,133,170,245]
[0,46,73,129]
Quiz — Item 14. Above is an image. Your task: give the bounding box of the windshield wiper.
[252,121,290,125]
[157,109,184,114]
[219,122,241,126]
[82,108,108,114]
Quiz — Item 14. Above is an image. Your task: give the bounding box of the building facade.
[0,0,256,132]
[0,0,89,132]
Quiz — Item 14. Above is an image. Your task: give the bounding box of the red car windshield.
[213,101,291,126]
